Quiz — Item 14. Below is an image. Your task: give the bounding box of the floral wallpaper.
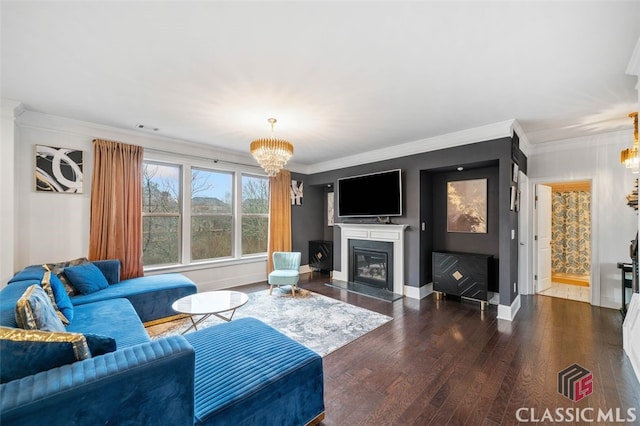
[551,191,591,275]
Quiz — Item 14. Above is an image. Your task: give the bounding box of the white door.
[536,184,552,293]
[518,172,529,294]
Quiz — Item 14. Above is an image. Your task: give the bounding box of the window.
[241,175,269,255]
[142,160,269,268]
[142,162,181,266]
[191,169,233,260]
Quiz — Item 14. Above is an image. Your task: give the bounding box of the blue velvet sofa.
[0,260,325,425]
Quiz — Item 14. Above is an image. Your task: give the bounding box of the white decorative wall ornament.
[291,180,303,205]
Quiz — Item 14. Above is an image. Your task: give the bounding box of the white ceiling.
[2,1,640,170]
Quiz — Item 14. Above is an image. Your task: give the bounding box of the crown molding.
[528,129,630,156]
[13,108,310,175]
[306,119,516,174]
[626,36,640,77]
[1,98,25,119]
[511,119,532,156]
[15,110,273,169]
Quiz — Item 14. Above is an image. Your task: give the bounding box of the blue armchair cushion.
[64,262,109,295]
[268,269,300,285]
[0,326,91,383]
[15,285,66,332]
[41,268,74,324]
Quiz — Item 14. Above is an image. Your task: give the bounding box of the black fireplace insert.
[348,239,394,291]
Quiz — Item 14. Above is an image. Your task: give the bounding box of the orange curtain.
[267,169,292,273]
[89,139,144,279]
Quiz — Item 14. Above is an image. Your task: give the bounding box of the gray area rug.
[147,288,392,357]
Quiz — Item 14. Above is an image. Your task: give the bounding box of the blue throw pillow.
[47,272,74,322]
[40,268,74,324]
[84,333,117,356]
[15,285,66,332]
[40,270,68,325]
[63,262,109,295]
[0,326,91,383]
[46,257,91,296]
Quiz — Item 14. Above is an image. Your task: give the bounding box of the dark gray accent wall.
[300,136,525,306]
[291,172,324,266]
[431,166,499,255]
[428,165,500,292]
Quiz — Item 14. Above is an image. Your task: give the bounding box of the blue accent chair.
[268,252,301,296]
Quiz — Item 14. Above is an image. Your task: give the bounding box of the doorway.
[535,180,592,303]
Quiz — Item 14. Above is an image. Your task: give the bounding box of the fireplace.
[336,223,408,297]
[348,239,394,292]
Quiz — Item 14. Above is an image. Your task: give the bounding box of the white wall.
[1,100,20,284]
[6,109,269,290]
[15,123,92,267]
[527,130,637,309]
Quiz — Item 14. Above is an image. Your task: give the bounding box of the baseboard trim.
[405,283,433,300]
[599,296,620,310]
[497,294,521,321]
[300,264,311,275]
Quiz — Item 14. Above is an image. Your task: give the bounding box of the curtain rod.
[144,147,261,170]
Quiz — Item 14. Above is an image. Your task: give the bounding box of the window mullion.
[234,172,242,258]
[182,165,191,265]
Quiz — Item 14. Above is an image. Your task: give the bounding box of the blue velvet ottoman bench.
[184,317,325,426]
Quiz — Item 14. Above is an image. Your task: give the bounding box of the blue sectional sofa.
[0,260,325,425]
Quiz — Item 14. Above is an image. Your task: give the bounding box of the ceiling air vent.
[136,123,159,132]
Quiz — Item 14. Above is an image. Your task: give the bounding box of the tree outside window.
[142,160,269,268]
[142,162,181,266]
[191,168,233,260]
[241,175,269,255]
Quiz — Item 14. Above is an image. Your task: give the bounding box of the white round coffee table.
[171,290,249,334]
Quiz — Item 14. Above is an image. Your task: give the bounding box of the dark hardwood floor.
[237,273,640,425]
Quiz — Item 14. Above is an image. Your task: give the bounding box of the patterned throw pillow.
[15,285,66,332]
[46,257,90,296]
[0,326,91,383]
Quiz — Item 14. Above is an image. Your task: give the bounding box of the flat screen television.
[337,169,403,217]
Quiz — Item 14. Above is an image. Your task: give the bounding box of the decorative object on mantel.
[447,179,487,233]
[327,192,334,226]
[35,145,83,193]
[291,180,303,205]
[250,118,294,176]
[620,112,639,173]
[627,178,638,211]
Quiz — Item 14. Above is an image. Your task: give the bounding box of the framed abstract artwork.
[35,145,84,193]
[447,178,487,233]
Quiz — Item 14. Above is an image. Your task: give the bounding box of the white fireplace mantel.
[335,223,409,296]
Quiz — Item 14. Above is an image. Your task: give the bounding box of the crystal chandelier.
[621,112,639,173]
[250,118,294,177]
